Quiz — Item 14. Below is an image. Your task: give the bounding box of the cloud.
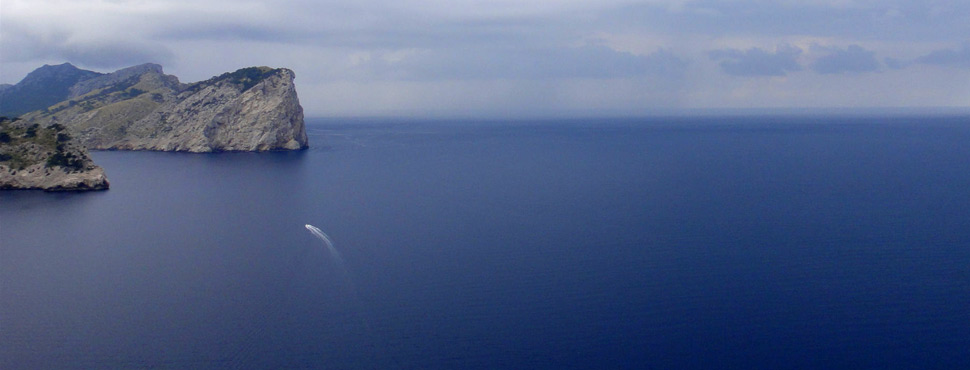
[810,44,880,74]
[356,45,688,81]
[61,41,175,69]
[608,1,970,43]
[0,22,174,69]
[916,43,970,69]
[883,57,910,70]
[708,45,803,77]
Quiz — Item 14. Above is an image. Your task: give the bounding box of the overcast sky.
[2,0,969,117]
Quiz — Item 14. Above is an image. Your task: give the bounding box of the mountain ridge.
[0,63,103,117]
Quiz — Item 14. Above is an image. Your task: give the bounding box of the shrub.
[24,125,38,138]
[46,150,85,171]
[193,67,280,93]
[125,88,146,98]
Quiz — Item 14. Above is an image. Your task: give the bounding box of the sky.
[2,0,969,117]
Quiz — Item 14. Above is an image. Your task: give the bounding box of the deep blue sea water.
[2,116,970,369]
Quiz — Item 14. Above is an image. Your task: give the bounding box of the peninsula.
[0,63,309,191]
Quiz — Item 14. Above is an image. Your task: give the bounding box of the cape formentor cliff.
[17,63,308,152]
[0,63,308,190]
[0,117,109,191]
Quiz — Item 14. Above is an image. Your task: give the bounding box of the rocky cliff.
[21,64,307,152]
[0,117,109,191]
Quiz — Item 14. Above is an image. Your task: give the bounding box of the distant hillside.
[0,63,103,117]
[0,117,109,191]
[20,64,307,152]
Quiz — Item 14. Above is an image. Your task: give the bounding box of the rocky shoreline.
[0,164,109,191]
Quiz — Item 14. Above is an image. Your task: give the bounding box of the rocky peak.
[0,63,102,117]
[15,63,102,92]
[20,63,91,84]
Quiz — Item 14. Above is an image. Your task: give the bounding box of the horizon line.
[304,107,970,121]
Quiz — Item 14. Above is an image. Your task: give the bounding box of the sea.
[2,115,969,369]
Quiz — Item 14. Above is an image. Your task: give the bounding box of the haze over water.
[2,116,970,369]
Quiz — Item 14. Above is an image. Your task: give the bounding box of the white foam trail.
[303,224,376,344]
[305,224,344,264]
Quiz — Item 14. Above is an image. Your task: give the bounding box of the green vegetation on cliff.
[187,66,282,93]
[0,117,91,172]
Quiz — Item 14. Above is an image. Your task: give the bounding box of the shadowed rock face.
[22,65,308,153]
[0,63,103,117]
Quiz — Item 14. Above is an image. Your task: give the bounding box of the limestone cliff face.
[0,118,109,191]
[22,65,308,153]
[113,67,307,152]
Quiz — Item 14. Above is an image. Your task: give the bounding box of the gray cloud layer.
[359,46,687,81]
[609,1,970,41]
[811,45,880,74]
[708,45,803,77]
[916,43,970,68]
[1,17,172,69]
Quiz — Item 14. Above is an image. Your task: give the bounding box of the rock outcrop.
[0,117,109,191]
[21,64,308,152]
